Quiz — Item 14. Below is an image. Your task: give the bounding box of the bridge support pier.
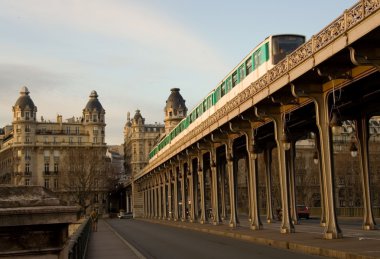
[256,106,295,234]
[167,170,173,220]
[188,157,196,223]
[173,164,179,221]
[208,142,221,225]
[225,138,238,228]
[355,114,377,230]
[264,144,275,223]
[292,83,342,239]
[230,120,263,230]
[180,161,186,222]
[197,151,207,224]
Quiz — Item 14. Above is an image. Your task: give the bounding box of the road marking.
[103,220,147,259]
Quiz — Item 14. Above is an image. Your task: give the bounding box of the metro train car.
[149,34,306,160]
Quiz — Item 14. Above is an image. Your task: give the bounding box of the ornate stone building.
[123,88,187,216]
[0,87,109,214]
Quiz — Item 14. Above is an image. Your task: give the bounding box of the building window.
[44,178,50,189]
[93,137,98,143]
[25,149,31,160]
[54,179,58,189]
[25,178,30,186]
[66,127,70,134]
[93,127,98,135]
[69,137,73,144]
[44,150,50,161]
[53,150,60,159]
[25,163,30,175]
[44,163,50,174]
[25,136,30,143]
[54,163,58,174]
[75,127,80,135]
[78,137,82,144]
[93,114,98,122]
[85,115,89,122]
[94,193,99,203]
[25,112,30,120]
[25,124,30,133]
[44,136,48,144]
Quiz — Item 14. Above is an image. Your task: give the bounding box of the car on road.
[296,205,310,219]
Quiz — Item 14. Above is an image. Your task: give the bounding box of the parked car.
[118,210,133,219]
[296,205,310,219]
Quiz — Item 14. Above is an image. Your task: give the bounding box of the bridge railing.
[67,218,92,259]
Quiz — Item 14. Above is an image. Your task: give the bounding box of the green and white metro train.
[149,34,306,160]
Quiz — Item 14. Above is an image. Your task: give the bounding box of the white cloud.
[0,0,226,73]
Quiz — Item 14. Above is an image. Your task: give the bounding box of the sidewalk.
[140,218,380,259]
[86,219,141,259]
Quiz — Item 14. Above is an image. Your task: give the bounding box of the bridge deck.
[87,217,380,259]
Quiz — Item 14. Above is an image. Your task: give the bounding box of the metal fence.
[68,218,92,259]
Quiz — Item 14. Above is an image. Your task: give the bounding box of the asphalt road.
[106,219,324,259]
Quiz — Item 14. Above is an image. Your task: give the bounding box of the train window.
[272,35,305,65]
[221,83,226,97]
[226,76,232,91]
[238,64,245,81]
[203,100,207,111]
[246,58,252,75]
[197,105,202,116]
[215,86,221,102]
[232,71,238,87]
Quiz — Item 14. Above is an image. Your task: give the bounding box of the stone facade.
[0,87,109,214]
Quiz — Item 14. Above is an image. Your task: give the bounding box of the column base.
[229,222,239,228]
[280,227,295,234]
[323,231,343,239]
[363,224,377,230]
[250,224,263,230]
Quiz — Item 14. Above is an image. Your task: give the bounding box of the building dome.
[14,86,35,110]
[84,90,104,112]
[133,109,145,125]
[164,88,187,134]
[165,88,186,112]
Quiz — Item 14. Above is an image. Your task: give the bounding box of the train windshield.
[272,35,305,65]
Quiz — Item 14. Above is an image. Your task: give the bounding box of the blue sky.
[0,0,358,145]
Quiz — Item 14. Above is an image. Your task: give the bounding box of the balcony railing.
[67,218,91,259]
[36,129,89,136]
